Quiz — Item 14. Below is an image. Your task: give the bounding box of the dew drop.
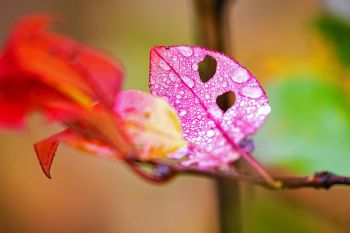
[206,130,215,137]
[177,46,193,57]
[176,94,182,99]
[158,60,170,70]
[179,109,187,116]
[258,105,271,115]
[182,76,195,88]
[231,69,250,83]
[241,86,263,98]
[208,107,223,118]
[192,63,198,71]
[208,120,215,128]
[169,73,176,81]
[205,94,210,100]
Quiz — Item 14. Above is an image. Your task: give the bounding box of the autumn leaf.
[149,46,271,169]
[35,91,186,178]
[35,129,117,178]
[0,15,123,128]
[0,15,136,176]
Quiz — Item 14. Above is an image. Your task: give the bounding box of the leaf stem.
[239,151,282,188]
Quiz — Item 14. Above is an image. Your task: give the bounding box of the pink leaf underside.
[149,46,271,169]
[114,90,186,160]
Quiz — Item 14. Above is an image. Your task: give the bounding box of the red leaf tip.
[34,138,60,179]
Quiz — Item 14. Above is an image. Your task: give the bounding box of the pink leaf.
[149,46,271,169]
[0,15,124,129]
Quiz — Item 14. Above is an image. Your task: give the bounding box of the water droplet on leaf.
[177,46,193,57]
[182,76,194,88]
[241,86,263,98]
[169,73,176,81]
[206,130,215,137]
[158,60,170,70]
[258,105,271,115]
[179,109,187,116]
[231,69,249,83]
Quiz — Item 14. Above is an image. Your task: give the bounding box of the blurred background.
[1,0,350,232]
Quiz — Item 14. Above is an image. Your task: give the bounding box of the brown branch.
[193,1,239,232]
[125,158,350,190]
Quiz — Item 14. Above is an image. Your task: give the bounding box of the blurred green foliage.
[253,13,350,175]
[314,15,350,68]
[255,75,350,174]
[244,192,338,233]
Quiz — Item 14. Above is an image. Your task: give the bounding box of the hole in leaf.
[198,55,217,83]
[216,91,235,113]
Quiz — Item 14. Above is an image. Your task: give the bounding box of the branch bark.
[125,158,350,190]
[192,1,240,232]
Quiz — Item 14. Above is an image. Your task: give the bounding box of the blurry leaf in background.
[254,75,350,175]
[252,11,350,175]
[260,28,345,83]
[314,14,350,68]
[244,191,340,233]
[0,15,125,129]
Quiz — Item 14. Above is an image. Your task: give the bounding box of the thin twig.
[126,158,350,190]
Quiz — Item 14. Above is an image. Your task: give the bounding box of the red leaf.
[35,90,187,178]
[34,131,64,178]
[34,129,119,178]
[0,15,124,128]
[0,15,136,177]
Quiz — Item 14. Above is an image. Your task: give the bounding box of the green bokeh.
[254,74,350,175]
[244,192,337,233]
[314,15,350,68]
